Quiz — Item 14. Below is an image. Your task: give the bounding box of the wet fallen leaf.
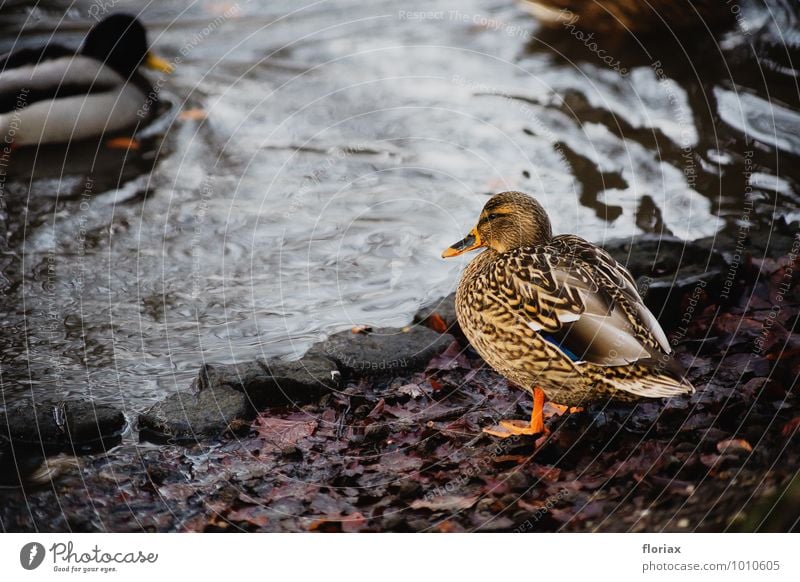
[493,454,528,465]
[427,313,449,333]
[157,483,196,503]
[379,451,423,473]
[427,341,471,371]
[368,398,385,418]
[227,506,270,528]
[782,417,800,438]
[530,465,562,482]
[106,137,140,150]
[398,383,424,399]
[410,494,480,511]
[717,439,753,454]
[383,403,416,419]
[436,520,459,532]
[179,108,208,121]
[254,416,316,452]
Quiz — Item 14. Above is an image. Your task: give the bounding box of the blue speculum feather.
[540,332,581,362]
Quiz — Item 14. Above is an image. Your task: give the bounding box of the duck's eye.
[487,213,500,221]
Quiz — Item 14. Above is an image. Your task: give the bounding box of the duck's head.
[442,191,553,258]
[82,13,172,77]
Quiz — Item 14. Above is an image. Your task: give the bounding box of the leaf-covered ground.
[2,242,799,533]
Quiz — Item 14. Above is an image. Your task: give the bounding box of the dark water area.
[0,0,798,417]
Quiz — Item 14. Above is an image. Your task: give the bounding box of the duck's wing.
[0,44,74,71]
[0,53,121,114]
[489,235,671,368]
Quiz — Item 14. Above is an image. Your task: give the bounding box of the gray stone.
[138,384,249,443]
[198,354,341,409]
[696,220,799,259]
[0,400,125,452]
[311,326,454,379]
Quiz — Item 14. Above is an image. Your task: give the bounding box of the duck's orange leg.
[106,137,140,150]
[484,387,548,438]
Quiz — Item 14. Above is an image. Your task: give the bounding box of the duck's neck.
[463,248,497,279]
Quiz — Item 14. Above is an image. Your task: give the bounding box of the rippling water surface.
[1,0,798,411]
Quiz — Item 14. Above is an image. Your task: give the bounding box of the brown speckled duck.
[442,192,694,438]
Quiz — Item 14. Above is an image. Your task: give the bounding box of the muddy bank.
[2,230,799,532]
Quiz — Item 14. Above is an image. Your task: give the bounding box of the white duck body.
[0,55,147,146]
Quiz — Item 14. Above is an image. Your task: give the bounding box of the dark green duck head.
[82,13,172,77]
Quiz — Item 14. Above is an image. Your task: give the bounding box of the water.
[1,0,798,412]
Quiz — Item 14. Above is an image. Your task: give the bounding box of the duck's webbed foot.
[483,386,549,438]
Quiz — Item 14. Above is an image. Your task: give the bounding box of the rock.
[602,235,728,328]
[311,326,454,379]
[697,221,800,260]
[0,190,10,293]
[413,293,463,338]
[0,443,45,487]
[198,354,341,409]
[138,384,249,443]
[0,400,125,452]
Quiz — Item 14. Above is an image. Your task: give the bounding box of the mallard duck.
[522,0,733,34]
[442,191,694,438]
[0,13,172,147]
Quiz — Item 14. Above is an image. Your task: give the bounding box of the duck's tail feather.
[581,356,695,399]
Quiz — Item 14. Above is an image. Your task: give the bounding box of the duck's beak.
[441,227,483,258]
[145,52,174,73]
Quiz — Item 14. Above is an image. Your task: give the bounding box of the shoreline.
[2,229,799,532]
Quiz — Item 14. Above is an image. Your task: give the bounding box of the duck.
[522,0,734,35]
[0,13,172,148]
[442,191,694,438]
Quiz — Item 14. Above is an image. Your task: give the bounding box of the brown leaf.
[427,341,471,371]
[383,403,416,419]
[716,439,753,454]
[368,398,385,418]
[379,451,424,473]
[341,512,367,533]
[227,506,270,528]
[398,383,424,399]
[427,313,449,334]
[105,137,140,150]
[492,454,528,465]
[782,417,800,438]
[254,416,316,452]
[410,494,480,512]
[436,520,460,532]
[157,484,195,503]
[530,465,562,482]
